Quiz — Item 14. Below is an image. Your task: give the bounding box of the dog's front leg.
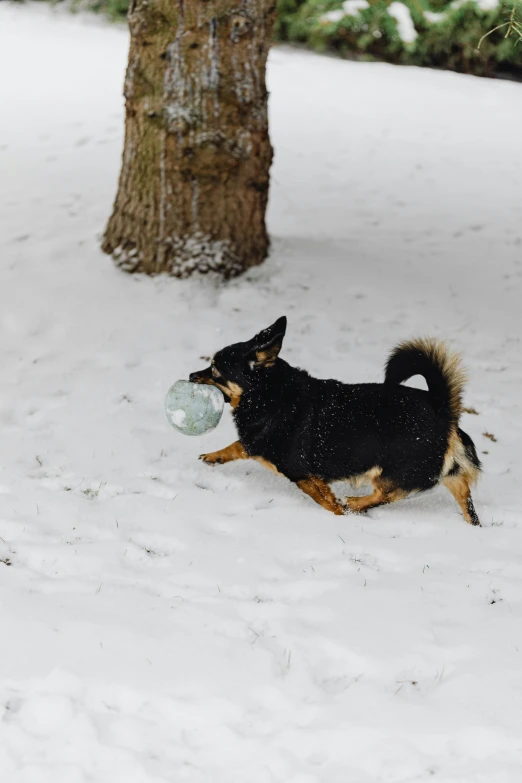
[297,477,346,515]
[200,441,249,466]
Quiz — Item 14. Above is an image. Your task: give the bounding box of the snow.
[452,0,499,10]
[322,9,346,23]
[424,9,445,23]
[475,0,500,10]
[322,1,369,23]
[342,0,370,14]
[388,2,418,44]
[1,2,522,781]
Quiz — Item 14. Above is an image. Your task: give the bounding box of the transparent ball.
[165,380,224,436]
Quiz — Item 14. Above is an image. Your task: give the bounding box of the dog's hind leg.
[345,477,408,514]
[297,477,346,515]
[200,441,248,465]
[443,474,481,526]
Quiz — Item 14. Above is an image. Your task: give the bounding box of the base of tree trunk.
[102,231,266,279]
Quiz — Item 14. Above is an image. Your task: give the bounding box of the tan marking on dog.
[200,441,248,465]
[443,474,480,525]
[255,344,280,368]
[441,428,480,485]
[441,429,463,477]
[226,381,243,409]
[297,477,345,515]
[345,476,408,514]
[346,466,382,489]
[200,444,283,478]
[193,375,226,391]
[194,377,243,408]
[212,380,231,397]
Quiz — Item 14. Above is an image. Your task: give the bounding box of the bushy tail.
[384,338,466,425]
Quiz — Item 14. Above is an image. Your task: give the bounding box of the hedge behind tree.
[281,0,522,77]
[29,0,522,78]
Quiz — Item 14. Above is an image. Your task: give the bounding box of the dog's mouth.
[189,368,213,385]
[189,368,230,401]
[189,368,244,408]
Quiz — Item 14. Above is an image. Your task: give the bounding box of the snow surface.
[1,3,522,781]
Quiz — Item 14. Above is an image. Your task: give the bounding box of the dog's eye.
[212,366,221,378]
[248,360,256,371]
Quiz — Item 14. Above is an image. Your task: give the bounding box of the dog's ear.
[251,316,287,368]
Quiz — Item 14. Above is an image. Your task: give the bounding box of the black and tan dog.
[190,317,481,524]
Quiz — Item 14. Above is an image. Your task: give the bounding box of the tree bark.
[102,0,276,278]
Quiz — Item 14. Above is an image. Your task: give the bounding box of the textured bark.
[102,0,276,278]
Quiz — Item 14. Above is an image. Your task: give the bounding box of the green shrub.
[415,2,522,75]
[281,0,522,76]
[71,0,130,18]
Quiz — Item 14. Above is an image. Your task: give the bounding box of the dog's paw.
[199,452,223,466]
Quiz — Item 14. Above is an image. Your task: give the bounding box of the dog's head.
[189,316,287,407]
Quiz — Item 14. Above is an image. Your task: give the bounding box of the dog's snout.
[189,367,211,383]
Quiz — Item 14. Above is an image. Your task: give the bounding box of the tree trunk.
[102,0,276,278]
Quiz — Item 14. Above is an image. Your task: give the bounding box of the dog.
[189,316,481,524]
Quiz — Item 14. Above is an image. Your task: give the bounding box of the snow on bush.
[322,1,370,22]
[282,0,522,77]
[388,2,418,43]
[11,0,522,76]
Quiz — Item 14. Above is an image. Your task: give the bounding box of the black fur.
[190,317,480,516]
[386,348,449,414]
[458,427,482,471]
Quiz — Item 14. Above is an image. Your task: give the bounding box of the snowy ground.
[1,3,522,781]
